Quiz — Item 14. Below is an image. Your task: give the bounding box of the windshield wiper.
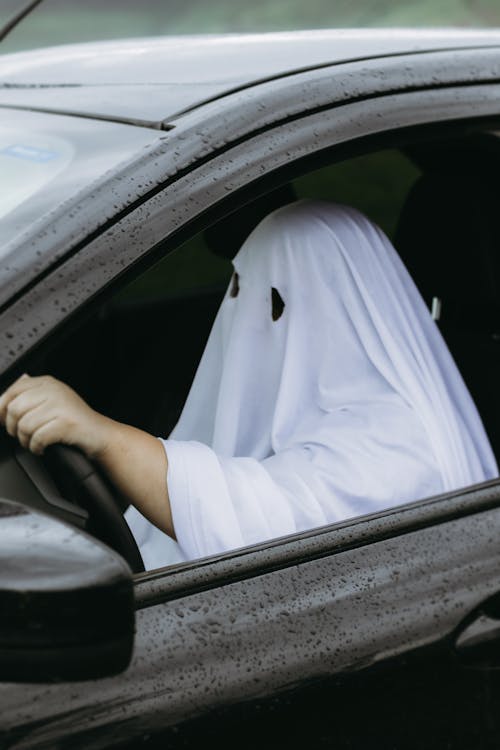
[0,0,45,44]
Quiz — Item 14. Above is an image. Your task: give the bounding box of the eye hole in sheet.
[230,272,240,298]
[271,287,285,321]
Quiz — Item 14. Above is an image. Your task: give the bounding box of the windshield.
[1,0,500,53]
[0,108,159,250]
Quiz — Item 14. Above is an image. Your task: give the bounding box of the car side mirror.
[0,497,134,682]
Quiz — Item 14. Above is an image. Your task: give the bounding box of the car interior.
[394,135,500,461]
[30,146,421,434]
[16,128,500,566]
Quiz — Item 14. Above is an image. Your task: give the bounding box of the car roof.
[1,28,500,126]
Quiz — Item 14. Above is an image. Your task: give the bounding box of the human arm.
[0,374,175,538]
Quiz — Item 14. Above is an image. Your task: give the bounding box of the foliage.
[1,0,499,53]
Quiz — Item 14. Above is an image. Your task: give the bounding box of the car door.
[3,483,500,749]
[125,488,500,750]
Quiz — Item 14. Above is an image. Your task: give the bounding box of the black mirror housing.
[0,498,134,682]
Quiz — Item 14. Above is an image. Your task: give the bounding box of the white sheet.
[126,200,498,568]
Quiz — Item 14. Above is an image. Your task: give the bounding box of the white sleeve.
[161,406,444,562]
[163,439,300,560]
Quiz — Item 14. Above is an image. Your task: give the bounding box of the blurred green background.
[1,0,499,54]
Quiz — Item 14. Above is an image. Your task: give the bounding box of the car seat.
[394,135,500,463]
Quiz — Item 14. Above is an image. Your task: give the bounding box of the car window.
[38,143,499,574]
[114,233,232,305]
[116,148,418,305]
[294,149,421,240]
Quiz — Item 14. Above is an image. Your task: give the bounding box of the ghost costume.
[125,200,498,569]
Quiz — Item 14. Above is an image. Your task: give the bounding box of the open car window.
[83,148,421,429]
[114,149,420,307]
[39,144,499,572]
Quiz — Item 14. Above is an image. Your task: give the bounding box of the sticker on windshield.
[1,144,60,163]
[0,127,74,227]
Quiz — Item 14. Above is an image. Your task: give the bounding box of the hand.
[0,374,109,457]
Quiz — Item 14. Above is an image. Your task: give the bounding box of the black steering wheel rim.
[43,444,145,573]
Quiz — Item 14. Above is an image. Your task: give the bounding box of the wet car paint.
[2,29,500,122]
[3,482,500,747]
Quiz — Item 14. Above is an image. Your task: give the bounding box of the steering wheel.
[43,444,145,573]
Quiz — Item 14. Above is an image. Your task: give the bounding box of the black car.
[2,27,500,749]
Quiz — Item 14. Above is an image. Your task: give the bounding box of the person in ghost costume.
[0,200,497,570]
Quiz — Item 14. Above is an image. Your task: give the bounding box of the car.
[2,26,500,750]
